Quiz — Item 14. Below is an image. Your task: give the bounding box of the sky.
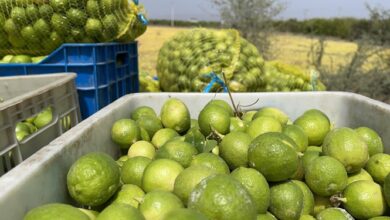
[141,0,390,21]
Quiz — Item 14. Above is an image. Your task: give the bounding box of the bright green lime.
[139,191,184,220]
[219,131,252,169]
[294,109,330,146]
[97,203,144,220]
[190,153,230,174]
[322,127,369,173]
[188,174,257,220]
[198,104,231,136]
[282,124,308,152]
[305,156,348,197]
[67,152,120,207]
[151,128,179,148]
[156,140,198,168]
[111,184,145,208]
[291,180,314,215]
[131,106,157,121]
[162,208,208,220]
[365,153,390,184]
[173,165,216,205]
[142,159,184,192]
[24,203,89,220]
[253,107,289,125]
[246,116,282,139]
[160,98,191,134]
[248,132,299,182]
[355,127,384,156]
[231,167,270,214]
[111,119,141,149]
[269,181,304,220]
[121,156,151,187]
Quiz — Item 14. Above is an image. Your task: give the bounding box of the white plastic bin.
[0,73,81,176]
[0,92,389,219]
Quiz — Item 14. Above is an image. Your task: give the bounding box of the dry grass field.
[138,26,383,75]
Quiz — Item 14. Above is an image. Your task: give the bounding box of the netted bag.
[0,0,147,56]
[263,61,326,91]
[157,28,265,92]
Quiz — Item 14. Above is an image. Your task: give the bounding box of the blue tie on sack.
[202,72,228,93]
[133,0,149,26]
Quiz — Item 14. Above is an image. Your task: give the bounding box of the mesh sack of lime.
[0,0,147,56]
[156,28,325,93]
[24,98,390,220]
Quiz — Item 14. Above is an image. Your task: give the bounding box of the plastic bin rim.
[0,91,389,202]
[0,73,77,110]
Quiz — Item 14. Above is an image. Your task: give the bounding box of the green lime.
[190,153,230,174]
[242,110,257,122]
[219,131,252,169]
[67,152,120,207]
[160,98,191,134]
[291,157,305,180]
[24,203,89,220]
[51,13,70,35]
[121,156,151,187]
[306,146,322,153]
[302,150,321,173]
[369,217,390,220]
[111,184,145,208]
[384,173,390,207]
[162,208,208,220]
[246,116,282,139]
[131,106,157,121]
[230,117,247,132]
[269,181,304,220]
[156,140,198,168]
[151,128,179,148]
[85,18,102,38]
[128,141,155,159]
[139,190,184,220]
[257,212,277,220]
[253,107,289,125]
[291,180,314,215]
[299,215,316,220]
[294,109,331,146]
[86,0,100,18]
[34,107,53,129]
[248,132,299,182]
[97,203,144,220]
[365,153,390,184]
[206,99,234,116]
[137,116,163,138]
[341,180,386,219]
[116,155,128,168]
[322,127,369,173]
[15,122,30,133]
[305,156,347,197]
[198,104,231,136]
[66,8,87,26]
[188,174,257,220]
[231,167,270,214]
[16,130,29,141]
[78,208,99,219]
[173,165,216,205]
[355,127,384,156]
[50,0,70,12]
[282,124,309,152]
[316,208,353,220]
[347,168,373,185]
[142,159,184,192]
[111,119,141,150]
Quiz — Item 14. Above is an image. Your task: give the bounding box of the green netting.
[0,0,147,56]
[156,28,326,92]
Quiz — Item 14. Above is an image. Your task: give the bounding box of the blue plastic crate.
[0,42,139,119]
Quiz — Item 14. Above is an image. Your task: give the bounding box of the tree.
[212,0,284,60]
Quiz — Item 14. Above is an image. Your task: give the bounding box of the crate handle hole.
[116,52,128,67]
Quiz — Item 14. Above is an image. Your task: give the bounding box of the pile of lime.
[24,98,390,220]
[15,107,53,142]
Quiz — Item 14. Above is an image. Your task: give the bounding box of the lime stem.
[222,72,241,119]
